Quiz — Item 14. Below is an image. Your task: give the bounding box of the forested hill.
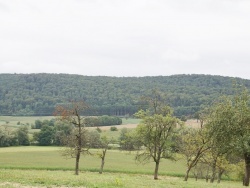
[1,73,250,117]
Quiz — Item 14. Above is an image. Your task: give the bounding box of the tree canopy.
[206,86,250,186]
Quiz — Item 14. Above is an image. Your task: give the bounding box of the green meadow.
[0,146,185,175]
[0,116,243,187]
[0,146,242,188]
[0,116,55,126]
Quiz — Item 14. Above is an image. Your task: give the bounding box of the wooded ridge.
[1,73,250,117]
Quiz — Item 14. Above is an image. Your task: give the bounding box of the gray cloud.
[0,0,250,78]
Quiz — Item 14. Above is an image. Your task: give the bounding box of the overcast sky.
[0,0,250,79]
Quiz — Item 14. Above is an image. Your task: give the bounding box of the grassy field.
[0,117,241,187]
[0,116,55,127]
[0,146,185,175]
[0,146,242,188]
[0,169,242,188]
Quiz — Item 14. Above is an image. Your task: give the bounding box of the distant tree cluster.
[0,125,30,147]
[84,116,122,127]
[31,119,55,129]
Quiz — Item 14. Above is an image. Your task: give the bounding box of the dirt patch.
[185,119,200,128]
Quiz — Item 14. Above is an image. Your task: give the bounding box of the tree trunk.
[243,154,250,186]
[99,149,107,174]
[184,148,204,181]
[195,175,198,181]
[205,166,210,182]
[154,162,160,180]
[217,169,224,183]
[184,167,191,181]
[99,158,105,174]
[210,162,217,183]
[75,151,80,175]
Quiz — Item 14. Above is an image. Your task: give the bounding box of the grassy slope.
[0,146,185,176]
[0,146,242,187]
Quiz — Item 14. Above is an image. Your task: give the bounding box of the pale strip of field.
[87,123,138,131]
[185,119,200,128]
[0,116,199,131]
[88,119,200,131]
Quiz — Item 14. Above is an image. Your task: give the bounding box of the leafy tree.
[97,136,113,174]
[88,130,102,148]
[206,87,250,186]
[34,120,43,129]
[178,119,211,181]
[16,125,30,146]
[119,128,137,151]
[53,121,73,146]
[54,101,90,175]
[0,126,17,147]
[37,125,55,146]
[134,108,181,180]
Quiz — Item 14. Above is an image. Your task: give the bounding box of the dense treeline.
[1,73,250,117]
[84,116,122,127]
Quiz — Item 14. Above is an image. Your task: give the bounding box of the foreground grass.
[0,169,242,188]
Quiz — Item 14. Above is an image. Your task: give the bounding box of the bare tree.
[177,117,211,181]
[54,101,90,175]
[98,136,114,174]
